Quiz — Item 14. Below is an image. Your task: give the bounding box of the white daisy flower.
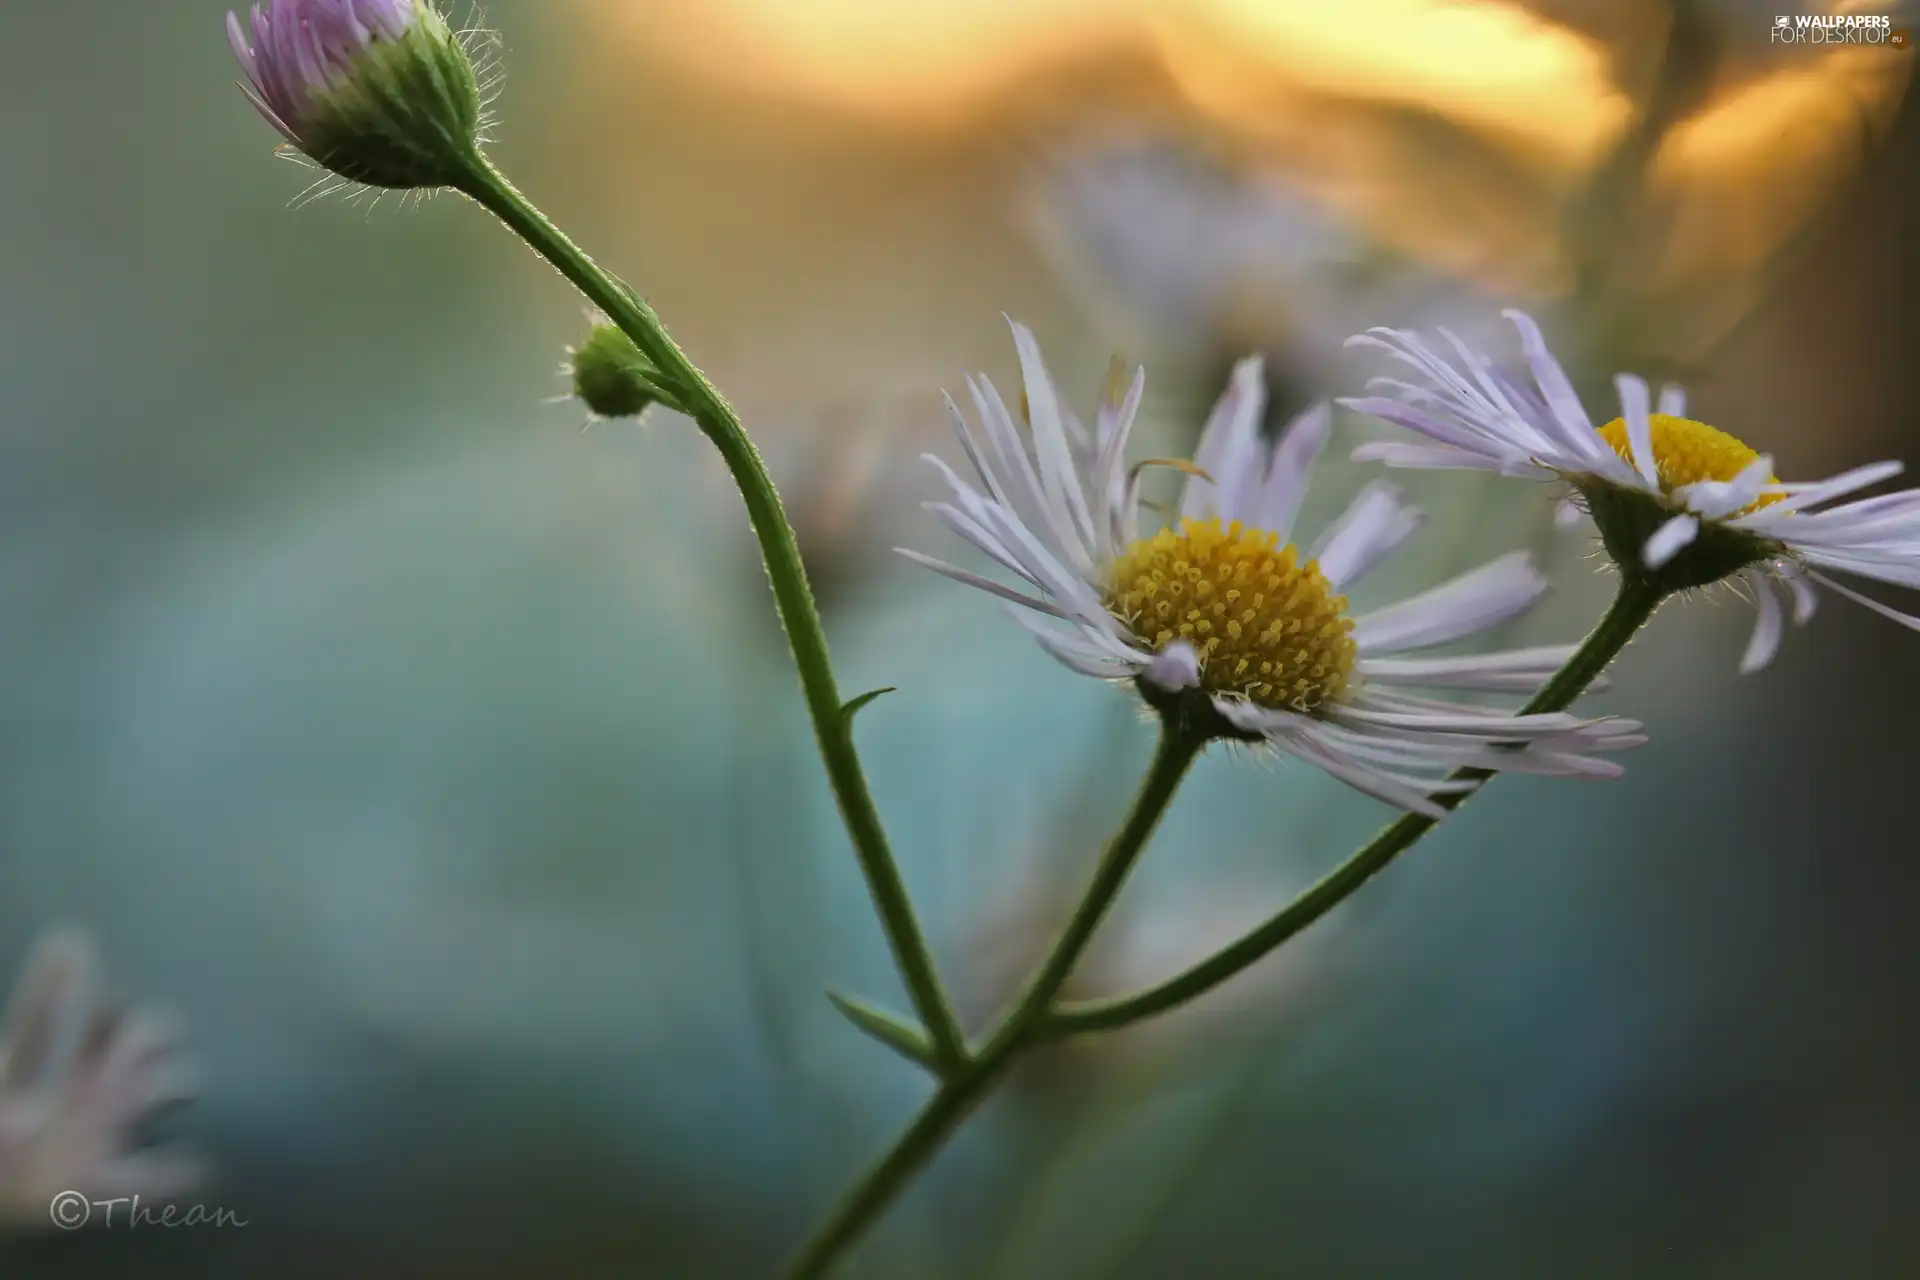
[899,323,1644,818]
[1342,310,1920,673]
[0,931,201,1230]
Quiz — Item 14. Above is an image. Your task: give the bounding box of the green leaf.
[840,687,897,722]
[826,990,941,1072]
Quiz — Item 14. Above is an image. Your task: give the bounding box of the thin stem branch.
[1043,574,1666,1037]
[453,156,968,1068]
[786,720,1207,1278]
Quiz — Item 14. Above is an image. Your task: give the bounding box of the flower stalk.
[448,155,970,1071]
[787,574,1663,1276]
[787,718,1208,1279]
[1045,573,1665,1037]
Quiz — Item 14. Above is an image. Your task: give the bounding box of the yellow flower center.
[1105,517,1357,712]
[1595,414,1782,511]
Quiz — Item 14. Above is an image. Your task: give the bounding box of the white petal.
[923,501,1038,586]
[967,374,1081,571]
[1502,310,1593,430]
[1274,719,1452,817]
[1146,640,1202,692]
[1778,561,1819,624]
[1616,373,1660,488]
[1679,455,1772,520]
[1182,356,1267,523]
[894,549,1069,618]
[1310,481,1421,590]
[1765,460,1904,515]
[1656,383,1687,418]
[1009,321,1099,565]
[1359,644,1609,693]
[1339,395,1508,458]
[1739,566,1786,674]
[1350,439,1510,472]
[1351,552,1549,653]
[1805,568,1920,632]
[999,605,1144,679]
[1091,365,1146,560]
[1642,513,1699,569]
[1254,401,1331,540]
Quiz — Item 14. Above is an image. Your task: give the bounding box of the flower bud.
[227,0,485,190]
[569,324,671,419]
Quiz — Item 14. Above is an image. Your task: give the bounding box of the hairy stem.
[454,155,968,1068]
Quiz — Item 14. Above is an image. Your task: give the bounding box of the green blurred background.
[0,0,1916,1275]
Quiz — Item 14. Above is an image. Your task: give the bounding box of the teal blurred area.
[0,1,1916,1276]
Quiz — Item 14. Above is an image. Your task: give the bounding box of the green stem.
[453,155,968,1069]
[786,721,1207,1278]
[1043,574,1665,1037]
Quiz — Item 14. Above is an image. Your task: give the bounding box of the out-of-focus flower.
[1345,311,1920,670]
[0,932,200,1230]
[226,0,489,189]
[1027,139,1505,388]
[899,322,1644,816]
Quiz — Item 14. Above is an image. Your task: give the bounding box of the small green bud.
[569,324,671,419]
[228,1,488,190]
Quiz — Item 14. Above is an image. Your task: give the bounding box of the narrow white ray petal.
[1805,568,1920,632]
[967,374,1065,553]
[1643,514,1699,569]
[1777,561,1819,624]
[1329,704,1590,738]
[1656,384,1687,417]
[1436,326,1566,462]
[1738,566,1786,674]
[1009,321,1099,564]
[1359,645,1610,693]
[974,374,1099,578]
[1091,365,1146,560]
[894,549,1070,618]
[1255,402,1332,541]
[1679,455,1772,520]
[1501,310,1601,447]
[1281,724,1451,817]
[1146,640,1202,692]
[998,605,1143,679]
[1339,395,1519,461]
[1795,549,1920,590]
[1311,482,1421,590]
[1351,553,1549,653]
[1763,460,1905,515]
[921,453,1095,610]
[1182,357,1268,523]
[922,501,1038,586]
[942,391,1015,509]
[1555,498,1586,530]
[1316,722,1627,779]
[1616,373,1660,488]
[1350,439,1509,472]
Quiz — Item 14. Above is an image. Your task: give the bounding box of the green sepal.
[297,3,484,190]
[1576,478,1778,594]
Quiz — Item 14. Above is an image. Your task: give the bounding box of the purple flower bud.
[226,0,485,189]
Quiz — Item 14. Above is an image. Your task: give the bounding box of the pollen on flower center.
[1105,518,1357,712]
[1596,414,1782,510]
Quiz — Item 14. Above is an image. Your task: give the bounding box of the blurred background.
[0,0,1915,1275]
